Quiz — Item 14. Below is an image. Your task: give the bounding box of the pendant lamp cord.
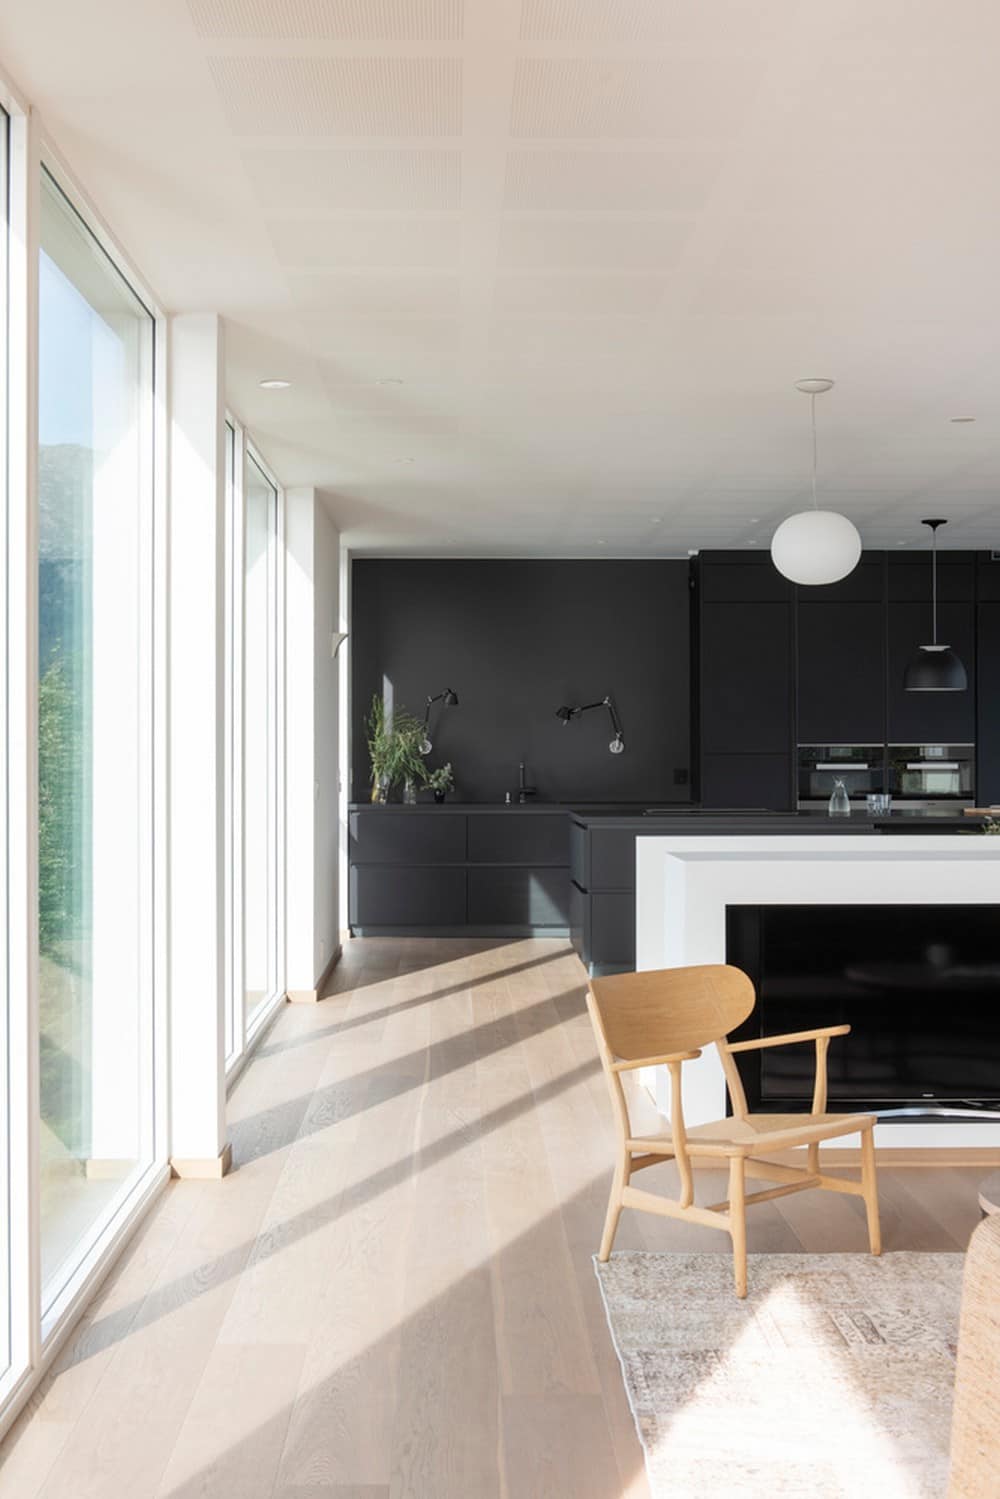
[931,522,938,644]
[810,393,818,510]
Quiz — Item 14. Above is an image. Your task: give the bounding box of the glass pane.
[243,454,277,1027]
[224,421,236,1063]
[37,170,154,1304]
[0,104,10,1380]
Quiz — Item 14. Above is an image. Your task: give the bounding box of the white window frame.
[0,95,170,1434]
[223,422,286,1079]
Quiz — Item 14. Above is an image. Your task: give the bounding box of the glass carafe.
[828,777,851,818]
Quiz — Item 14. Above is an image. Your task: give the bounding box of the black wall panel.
[351,560,690,804]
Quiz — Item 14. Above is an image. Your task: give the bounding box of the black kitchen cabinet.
[467,813,568,866]
[589,892,635,968]
[349,809,466,865]
[700,602,793,755]
[701,753,793,810]
[797,561,887,745]
[886,601,976,744]
[350,865,466,928]
[468,867,570,926]
[569,817,637,974]
[977,600,1000,804]
[694,556,795,810]
[797,600,886,744]
[348,807,571,935]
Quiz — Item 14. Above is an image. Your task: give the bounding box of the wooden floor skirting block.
[286,944,342,1004]
[170,1142,233,1180]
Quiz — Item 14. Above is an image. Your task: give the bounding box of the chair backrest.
[588,964,756,1062]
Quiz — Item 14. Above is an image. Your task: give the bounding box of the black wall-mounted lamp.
[421,687,459,754]
[556,695,625,754]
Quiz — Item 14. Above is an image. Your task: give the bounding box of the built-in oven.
[797,745,886,808]
[887,744,974,808]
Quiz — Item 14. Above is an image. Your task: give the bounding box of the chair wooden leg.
[728,1155,747,1299]
[598,1154,628,1262]
[860,1125,882,1257]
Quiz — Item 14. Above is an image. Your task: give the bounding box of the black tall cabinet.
[693,554,795,809]
[796,560,886,745]
[977,555,1000,805]
[695,548,992,810]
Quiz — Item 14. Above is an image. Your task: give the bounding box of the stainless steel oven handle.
[904,762,959,770]
[814,763,870,771]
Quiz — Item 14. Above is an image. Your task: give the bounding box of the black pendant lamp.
[903,519,968,692]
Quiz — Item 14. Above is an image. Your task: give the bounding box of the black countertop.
[350,801,990,832]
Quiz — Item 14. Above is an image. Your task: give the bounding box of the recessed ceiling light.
[747,540,759,546]
[897,540,907,545]
[650,515,662,524]
[951,416,975,423]
[375,377,404,386]
[259,378,291,389]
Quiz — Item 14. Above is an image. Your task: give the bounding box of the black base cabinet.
[349,807,571,936]
[570,822,636,974]
[350,865,467,928]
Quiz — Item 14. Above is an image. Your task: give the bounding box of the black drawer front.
[569,881,587,962]
[467,813,569,866]
[467,867,570,927]
[569,820,589,888]
[349,811,467,865]
[350,866,466,926]
[589,829,635,890]
[591,891,635,966]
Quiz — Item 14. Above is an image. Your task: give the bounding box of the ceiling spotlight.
[375,377,404,386]
[259,378,291,389]
[951,416,975,423]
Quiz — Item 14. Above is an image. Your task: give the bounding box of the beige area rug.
[595,1251,963,1499]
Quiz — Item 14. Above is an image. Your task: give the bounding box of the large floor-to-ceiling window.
[37,166,156,1308]
[242,451,281,1033]
[0,102,10,1388]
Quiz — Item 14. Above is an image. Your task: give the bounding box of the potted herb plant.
[425,763,454,804]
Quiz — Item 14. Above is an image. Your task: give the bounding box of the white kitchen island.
[635,833,1000,1153]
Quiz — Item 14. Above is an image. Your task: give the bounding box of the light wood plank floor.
[0,937,985,1498]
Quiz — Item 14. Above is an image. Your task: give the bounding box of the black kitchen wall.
[351,559,690,804]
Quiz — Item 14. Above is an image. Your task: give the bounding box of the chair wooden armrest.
[725,1024,850,1054]
[724,1025,850,1117]
[610,1049,702,1073]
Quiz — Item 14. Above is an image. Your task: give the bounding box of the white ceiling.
[3,0,1000,555]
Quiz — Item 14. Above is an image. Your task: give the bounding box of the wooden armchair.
[587,963,881,1297]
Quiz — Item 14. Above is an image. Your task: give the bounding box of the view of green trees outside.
[38,169,153,1296]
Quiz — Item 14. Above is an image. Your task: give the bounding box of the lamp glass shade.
[903,643,968,692]
[770,509,862,586]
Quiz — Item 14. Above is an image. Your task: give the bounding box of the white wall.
[313,499,341,981]
[285,486,340,995]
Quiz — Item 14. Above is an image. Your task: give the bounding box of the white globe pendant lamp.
[770,379,862,586]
